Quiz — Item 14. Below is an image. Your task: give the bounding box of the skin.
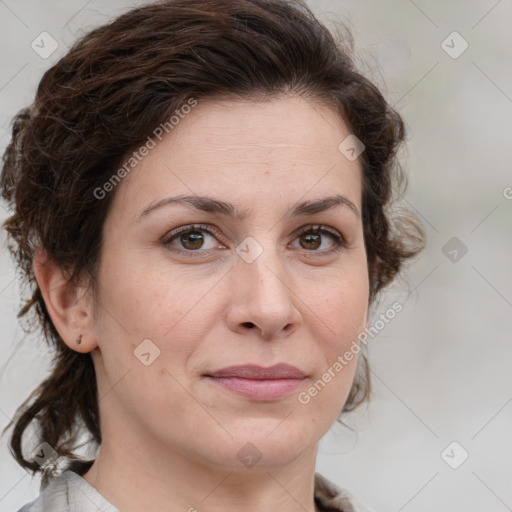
[34,96,369,512]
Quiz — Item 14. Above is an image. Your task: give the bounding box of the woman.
[1,0,424,510]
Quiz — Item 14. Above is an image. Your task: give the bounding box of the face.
[88,96,369,471]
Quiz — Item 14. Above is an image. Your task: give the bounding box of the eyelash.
[161,223,347,257]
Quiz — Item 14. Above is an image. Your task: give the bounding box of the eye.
[162,224,226,256]
[161,223,347,257]
[291,225,347,254]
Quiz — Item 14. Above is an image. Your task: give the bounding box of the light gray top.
[17,469,374,512]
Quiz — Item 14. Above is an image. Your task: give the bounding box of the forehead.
[108,96,363,221]
[172,95,352,157]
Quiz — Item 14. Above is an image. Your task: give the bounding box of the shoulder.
[17,469,371,512]
[314,472,375,512]
[15,470,118,512]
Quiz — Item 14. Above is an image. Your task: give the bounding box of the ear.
[33,247,97,353]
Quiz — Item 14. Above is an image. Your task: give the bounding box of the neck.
[82,419,321,512]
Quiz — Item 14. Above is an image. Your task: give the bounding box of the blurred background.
[0,1,511,510]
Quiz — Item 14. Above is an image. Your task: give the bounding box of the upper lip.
[206,364,306,380]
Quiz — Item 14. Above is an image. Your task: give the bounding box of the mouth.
[204,364,307,401]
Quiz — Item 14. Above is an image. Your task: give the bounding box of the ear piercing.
[76,334,83,345]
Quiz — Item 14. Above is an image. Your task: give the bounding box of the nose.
[225,243,302,341]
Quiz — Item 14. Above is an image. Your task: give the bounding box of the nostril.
[243,322,255,329]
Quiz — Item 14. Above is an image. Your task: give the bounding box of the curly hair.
[1,0,424,474]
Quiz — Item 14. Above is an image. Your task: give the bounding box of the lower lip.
[206,376,304,401]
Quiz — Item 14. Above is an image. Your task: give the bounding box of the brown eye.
[293,225,346,254]
[299,232,321,250]
[162,224,225,256]
[180,230,205,250]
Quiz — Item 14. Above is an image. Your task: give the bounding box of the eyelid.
[292,224,344,242]
[161,223,227,246]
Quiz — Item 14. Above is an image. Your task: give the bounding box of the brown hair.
[1,0,424,473]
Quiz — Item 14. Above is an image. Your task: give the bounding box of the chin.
[198,423,319,472]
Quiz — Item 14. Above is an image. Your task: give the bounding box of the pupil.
[183,232,203,249]
[302,233,320,250]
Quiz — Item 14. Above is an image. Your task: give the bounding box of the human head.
[1,0,424,474]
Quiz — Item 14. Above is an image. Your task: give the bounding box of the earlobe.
[33,247,97,353]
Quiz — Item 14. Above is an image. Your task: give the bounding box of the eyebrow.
[135,193,360,223]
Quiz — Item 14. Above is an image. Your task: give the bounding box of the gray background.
[1,1,511,510]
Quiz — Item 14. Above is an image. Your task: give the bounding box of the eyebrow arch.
[135,193,360,223]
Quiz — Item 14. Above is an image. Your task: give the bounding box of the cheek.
[96,247,195,337]
[301,264,368,406]
[310,265,369,347]
[298,280,366,419]
[91,250,214,429]
[93,247,223,382]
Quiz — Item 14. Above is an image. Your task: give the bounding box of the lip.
[205,364,306,401]
[207,363,306,380]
